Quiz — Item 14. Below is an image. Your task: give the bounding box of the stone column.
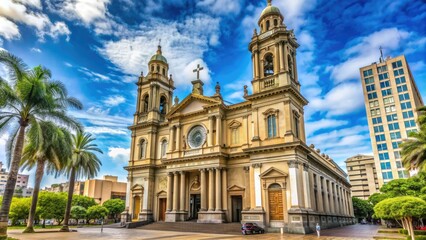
[252,163,262,208]
[283,101,293,140]
[348,191,354,216]
[172,172,179,212]
[315,174,323,212]
[142,180,148,211]
[215,168,222,211]
[208,116,214,147]
[275,43,280,73]
[150,130,157,159]
[200,169,207,211]
[168,127,175,151]
[302,164,311,209]
[339,186,344,215]
[288,161,300,207]
[322,178,330,213]
[244,166,251,210]
[149,85,154,110]
[176,125,181,151]
[166,172,173,211]
[328,181,335,214]
[208,168,215,211]
[216,115,222,146]
[222,168,228,212]
[309,171,316,210]
[125,177,131,209]
[252,54,255,77]
[255,50,260,78]
[344,189,349,216]
[279,41,284,71]
[180,171,186,211]
[334,183,340,214]
[293,52,298,81]
[153,85,158,110]
[283,41,288,70]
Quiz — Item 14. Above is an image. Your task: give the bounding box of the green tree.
[21,122,73,233]
[374,196,426,240]
[352,197,373,219]
[70,206,86,224]
[86,205,108,223]
[0,51,82,237]
[60,132,102,232]
[103,199,125,222]
[9,197,31,226]
[368,192,390,206]
[72,195,97,209]
[38,192,67,225]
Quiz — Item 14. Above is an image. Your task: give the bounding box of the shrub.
[406,236,426,240]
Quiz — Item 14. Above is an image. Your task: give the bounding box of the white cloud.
[77,66,120,83]
[308,82,365,117]
[62,0,110,24]
[330,28,411,83]
[0,0,70,41]
[305,119,349,137]
[108,147,130,165]
[197,0,243,15]
[0,16,20,40]
[85,126,128,135]
[97,14,220,88]
[30,47,41,53]
[64,62,73,67]
[0,133,9,166]
[103,95,126,106]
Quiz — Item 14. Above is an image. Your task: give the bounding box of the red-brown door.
[159,198,166,221]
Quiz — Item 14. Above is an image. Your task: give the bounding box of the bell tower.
[134,44,175,125]
[249,0,300,94]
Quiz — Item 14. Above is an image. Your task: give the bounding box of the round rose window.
[187,125,207,149]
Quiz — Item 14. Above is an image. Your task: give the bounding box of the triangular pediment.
[227,184,245,191]
[167,94,221,118]
[228,120,242,129]
[259,167,288,179]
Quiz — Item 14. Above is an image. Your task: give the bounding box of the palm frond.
[0,50,28,82]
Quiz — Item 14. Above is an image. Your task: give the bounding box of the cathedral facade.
[124,0,354,234]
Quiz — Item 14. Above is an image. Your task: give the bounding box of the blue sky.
[0,0,425,188]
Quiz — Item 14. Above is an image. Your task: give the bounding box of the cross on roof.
[193,64,204,80]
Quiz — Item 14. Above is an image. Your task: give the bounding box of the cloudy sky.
[0,0,425,188]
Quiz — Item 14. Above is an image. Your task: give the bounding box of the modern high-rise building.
[360,55,424,187]
[345,155,379,200]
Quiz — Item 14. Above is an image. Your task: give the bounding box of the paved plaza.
[7,224,380,240]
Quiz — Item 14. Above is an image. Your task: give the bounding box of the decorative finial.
[169,74,173,80]
[174,96,179,105]
[193,64,204,80]
[215,82,221,95]
[267,0,272,6]
[253,28,257,37]
[243,85,248,97]
[157,39,162,54]
[140,71,144,76]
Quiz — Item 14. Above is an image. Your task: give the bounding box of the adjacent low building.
[45,175,126,204]
[345,155,379,200]
[0,162,33,197]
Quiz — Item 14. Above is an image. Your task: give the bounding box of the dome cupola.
[258,0,284,33]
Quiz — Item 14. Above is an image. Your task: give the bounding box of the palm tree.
[21,121,73,233]
[0,50,82,237]
[60,131,102,232]
[401,127,426,173]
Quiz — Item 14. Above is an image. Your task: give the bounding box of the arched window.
[288,55,294,78]
[267,115,277,138]
[159,96,167,114]
[161,139,168,158]
[151,65,154,72]
[143,95,149,113]
[162,68,165,76]
[274,19,278,26]
[266,20,270,31]
[156,65,160,72]
[294,115,300,139]
[269,183,281,189]
[264,53,274,76]
[260,24,263,32]
[139,139,147,159]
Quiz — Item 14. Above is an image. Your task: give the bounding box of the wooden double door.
[158,198,167,221]
[268,190,284,220]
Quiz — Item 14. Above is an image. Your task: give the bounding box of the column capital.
[208,167,215,172]
[243,166,250,172]
[173,171,179,175]
[199,168,207,172]
[167,172,174,176]
[252,163,262,168]
[179,171,186,175]
[287,160,299,168]
[302,163,309,171]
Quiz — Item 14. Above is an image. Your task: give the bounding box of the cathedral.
[123,0,354,234]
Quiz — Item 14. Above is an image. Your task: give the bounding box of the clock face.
[188,125,206,149]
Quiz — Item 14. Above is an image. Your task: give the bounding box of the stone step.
[138,221,242,235]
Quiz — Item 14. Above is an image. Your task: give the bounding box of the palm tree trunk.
[0,124,27,238]
[60,167,76,232]
[23,159,45,233]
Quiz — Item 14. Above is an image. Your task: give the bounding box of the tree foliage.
[72,195,97,209]
[103,199,125,221]
[374,196,426,240]
[70,206,86,222]
[9,198,31,225]
[38,192,67,224]
[352,197,373,218]
[86,205,109,222]
[401,106,426,172]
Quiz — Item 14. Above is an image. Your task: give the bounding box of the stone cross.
[193,64,204,80]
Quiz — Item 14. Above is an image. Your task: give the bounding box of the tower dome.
[257,0,284,33]
[149,45,167,64]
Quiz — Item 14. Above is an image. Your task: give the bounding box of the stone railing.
[261,76,277,89]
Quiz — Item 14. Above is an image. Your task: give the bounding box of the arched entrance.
[268,183,283,220]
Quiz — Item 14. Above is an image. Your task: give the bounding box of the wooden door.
[158,198,166,221]
[133,196,141,220]
[268,190,283,220]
